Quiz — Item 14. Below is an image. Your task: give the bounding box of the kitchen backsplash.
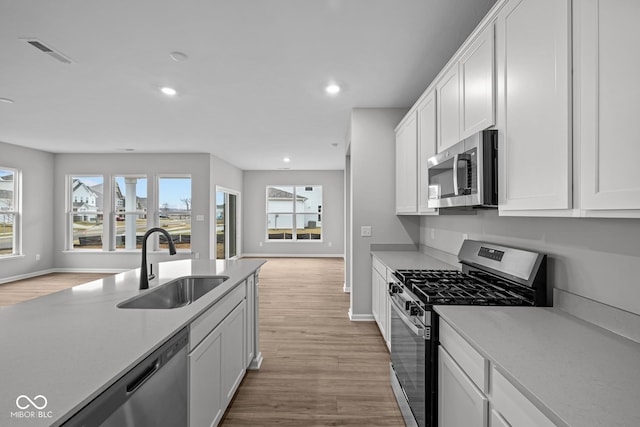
[421,210,640,316]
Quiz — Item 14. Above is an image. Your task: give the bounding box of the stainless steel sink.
[117,276,229,309]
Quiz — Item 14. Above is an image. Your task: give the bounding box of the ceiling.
[0,0,496,170]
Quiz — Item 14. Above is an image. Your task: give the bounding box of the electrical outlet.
[430,229,435,240]
[259,241,263,247]
[462,233,469,241]
[194,252,200,259]
[361,226,372,237]
[328,241,332,247]
[35,254,41,261]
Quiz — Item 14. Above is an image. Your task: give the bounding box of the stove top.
[393,269,533,306]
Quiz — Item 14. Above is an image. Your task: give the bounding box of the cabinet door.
[417,91,438,214]
[245,277,254,368]
[189,325,223,427]
[577,0,640,211]
[492,368,555,427]
[460,24,495,139]
[490,409,511,427]
[222,300,246,405]
[496,0,572,211]
[437,65,461,152]
[371,267,380,324]
[395,113,418,213]
[438,346,488,427]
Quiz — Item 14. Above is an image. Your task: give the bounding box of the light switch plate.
[361,226,372,237]
[196,215,205,221]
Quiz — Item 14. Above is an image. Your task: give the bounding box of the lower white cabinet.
[440,319,555,427]
[371,256,391,350]
[189,322,223,427]
[189,293,247,427]
[491,367,555,427]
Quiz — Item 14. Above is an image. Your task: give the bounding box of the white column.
[125,178,138,250]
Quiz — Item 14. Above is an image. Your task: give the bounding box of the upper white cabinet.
[496,0,572,212]
[395,112,418,214]
[417,91,438,214]
[576,0,640,212]
[436,66,461,152]
[460,24,495,140]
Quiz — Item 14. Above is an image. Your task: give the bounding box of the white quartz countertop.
[435,306,640,427]
[371,250,459,271]
[0,258,265,426]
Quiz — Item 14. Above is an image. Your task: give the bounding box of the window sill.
[265,240,324,243]
[62,250,193,255]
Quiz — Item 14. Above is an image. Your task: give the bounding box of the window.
[0,167,19,256]
[69,176,104,250]
[266,185,322,241]
[114,176,147,250]
[158,176,192,250]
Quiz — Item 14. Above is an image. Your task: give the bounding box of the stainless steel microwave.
[427,130,497,209]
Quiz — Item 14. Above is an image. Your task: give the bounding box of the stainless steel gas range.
[388,240,547,427]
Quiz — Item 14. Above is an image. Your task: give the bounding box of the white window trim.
[156,174,192,252]
[0,167,21,257]
[265,184,323,242]
[215,186,242,260]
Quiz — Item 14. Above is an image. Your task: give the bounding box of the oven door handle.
[389,295,427,339]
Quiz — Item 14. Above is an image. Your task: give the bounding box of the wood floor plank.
[220,258,405,426]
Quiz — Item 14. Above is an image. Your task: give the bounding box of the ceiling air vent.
[21,38,73,64]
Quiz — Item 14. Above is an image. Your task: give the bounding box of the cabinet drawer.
[439,319,487,392]
[190,283,246,351]
[372,256,386,277]
[492,368,555,427]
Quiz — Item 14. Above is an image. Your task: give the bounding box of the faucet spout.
[140,227,177,290]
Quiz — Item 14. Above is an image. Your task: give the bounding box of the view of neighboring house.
[0,173,12,212]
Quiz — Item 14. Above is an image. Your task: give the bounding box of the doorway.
[216,187,240,260]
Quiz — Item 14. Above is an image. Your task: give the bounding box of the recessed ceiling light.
[160,87,177,96]
[0,98,15,104]
[283,157,291,163]
[325,83,341,95]
[169,51,188,62]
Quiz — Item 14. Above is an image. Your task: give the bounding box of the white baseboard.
[343,282,351,293]
[0,269,56,285]
[248,352,264,370]
[348,309,375,322]
[0,268,127,284]
[242,253,345,258]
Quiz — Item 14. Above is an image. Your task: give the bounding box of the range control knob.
[409,303,422,316]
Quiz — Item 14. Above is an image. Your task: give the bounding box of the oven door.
[390,297,429,427]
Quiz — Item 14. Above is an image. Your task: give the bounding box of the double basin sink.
[118,276,229,309]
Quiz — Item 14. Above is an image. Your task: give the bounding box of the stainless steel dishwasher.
[63,327,189,427]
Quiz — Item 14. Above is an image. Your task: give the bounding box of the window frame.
[113,175,148,251]
[67,175,105,251]
[0,167,21,258]
[265,185,323,242]
[156,174,192,252]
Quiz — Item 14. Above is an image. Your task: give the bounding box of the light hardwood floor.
[221,258,405,426]
[0,272,115,307]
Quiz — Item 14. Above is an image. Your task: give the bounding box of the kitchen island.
[0,258,264,426]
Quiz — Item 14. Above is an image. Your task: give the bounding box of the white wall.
[242,170,344,256]
[0,142,55,281]
[53,153,210,271]
[422,211,640,315]
[349,108,421,319]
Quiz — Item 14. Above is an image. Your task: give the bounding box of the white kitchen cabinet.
[245,276,254,367]
[490,409,511,427]
[395,112,418,214]
[576,0,640,213]
[189,285,247,427]
[371,256,391,350]
[438,346,488,427]
[222,300,246,405]
[437,65,461,152]
[496,0,572,213]
[492,368,555,427]
[460,24,495,140]
[189,323,223,427]
[417,91,438,214]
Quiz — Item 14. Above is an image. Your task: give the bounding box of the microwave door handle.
[453,154,460,196]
